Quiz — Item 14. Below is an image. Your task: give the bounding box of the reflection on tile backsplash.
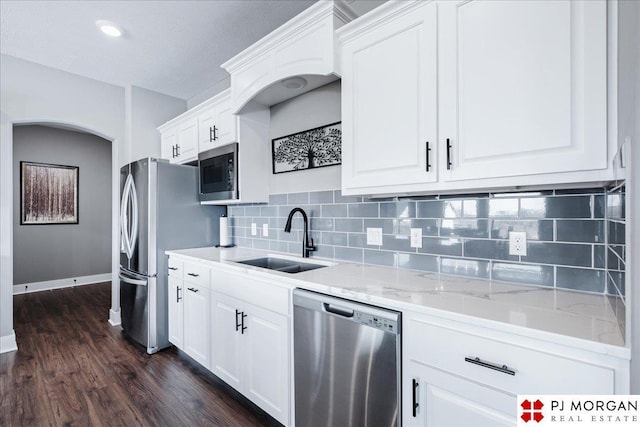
[229,188,622,295]
[606,182,626,337]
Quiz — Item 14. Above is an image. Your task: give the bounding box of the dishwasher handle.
[323,303,354,318]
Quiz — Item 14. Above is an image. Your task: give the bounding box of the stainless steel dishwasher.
[293,289,401,427]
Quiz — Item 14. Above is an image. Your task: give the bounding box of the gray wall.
[12,125,112,285]
[269,80,342,194]
[129,85,186,162]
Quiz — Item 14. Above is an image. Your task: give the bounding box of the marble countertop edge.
[166,246,629,358]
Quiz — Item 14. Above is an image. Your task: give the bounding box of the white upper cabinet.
[439,0,607,181]
[198,90,238,152]
[158,88,270,204]
[338,0,613,196]
[222,1,357,113]
[339,1,438,193]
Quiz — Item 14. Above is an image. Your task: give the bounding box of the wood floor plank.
[0,283,281,427]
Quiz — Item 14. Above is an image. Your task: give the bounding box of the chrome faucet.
[284,207,317,258]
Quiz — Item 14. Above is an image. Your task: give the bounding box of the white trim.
[12,273,111,295]
[109,308,122,326]
[0,331,18,354]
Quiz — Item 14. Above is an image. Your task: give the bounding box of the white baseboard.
[109,308,122,326]
[13,273,112,294]
[0,331,18,354]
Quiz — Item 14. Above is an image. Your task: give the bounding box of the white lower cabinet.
[166,257,211,368]
[183,283,210,367]
[403,311,626,426]
[210,269,291,426]
[167,275,184,349]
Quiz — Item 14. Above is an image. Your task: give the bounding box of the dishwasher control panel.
[354,311,400,334]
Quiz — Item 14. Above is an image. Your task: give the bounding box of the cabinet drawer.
[167,257,183,278]
[183,261,210,288]
[244,281,289,316]
[406,317,614,395]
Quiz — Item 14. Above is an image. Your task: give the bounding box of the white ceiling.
[0,0,325,101]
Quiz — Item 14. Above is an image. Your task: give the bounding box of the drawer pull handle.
[168,266,178,271]
[187,287,199,293]
[187,272,199,277]
[465,356,515,376]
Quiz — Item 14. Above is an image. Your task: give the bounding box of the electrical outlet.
[366,227,383,246]
[251,223,257,236]
[262,223,269,237]
[410,228,422,248]
[509,231,527,256]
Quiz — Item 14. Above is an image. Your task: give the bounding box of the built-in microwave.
[198,143,238,202]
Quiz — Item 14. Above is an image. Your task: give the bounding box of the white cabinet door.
[160,126,178,163]
[183,284,210,367]
[439,0,607,181]
[175,117,199,163]
[167,276,183,349]
[340,1,437,194]
[405,361,515,427]
[198,107,218,152]
[243,304,289,426]
[215,102,237,146]
[210,291,243,391]
[198,92,238,153]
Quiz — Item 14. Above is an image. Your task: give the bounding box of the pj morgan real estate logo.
[517,395,639,426]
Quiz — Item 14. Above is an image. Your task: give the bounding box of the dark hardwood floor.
[0,282,281,426]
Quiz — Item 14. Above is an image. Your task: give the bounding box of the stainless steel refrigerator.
[119,158,224,354]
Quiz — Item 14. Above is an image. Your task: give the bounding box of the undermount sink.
[234,256,329,274]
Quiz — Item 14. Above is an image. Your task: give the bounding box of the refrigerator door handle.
[129,177,139,257]
[119,272,148,287]
[121,174,132,257]
[120,174,138,259]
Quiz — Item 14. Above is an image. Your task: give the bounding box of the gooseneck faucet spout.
[284,207,317,258]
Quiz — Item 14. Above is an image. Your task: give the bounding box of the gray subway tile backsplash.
[364,249,396,267]
[556,267,606,293]
[490,220,553,241]
[556,220,604,243]
[491,262,554,287]
[348,203,379,218]
[229,187,624,297]
[398,253,439,273]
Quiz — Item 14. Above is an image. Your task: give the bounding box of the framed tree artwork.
[20,161,79,225]
[272,122,342,174]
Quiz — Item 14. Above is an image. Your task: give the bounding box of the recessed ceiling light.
[96,20,122,37]
[281,76,307,90]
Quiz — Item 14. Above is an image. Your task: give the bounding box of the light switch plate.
[262,223,269,237]
[366,227,383,246]
[410,228,422,248]
[251,223,257,236]
[509,231,527,256]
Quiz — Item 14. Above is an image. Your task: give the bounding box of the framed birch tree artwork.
[272,122,341,174]
[20,161,79,225]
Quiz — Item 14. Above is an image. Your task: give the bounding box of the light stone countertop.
[166,246,629,358]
